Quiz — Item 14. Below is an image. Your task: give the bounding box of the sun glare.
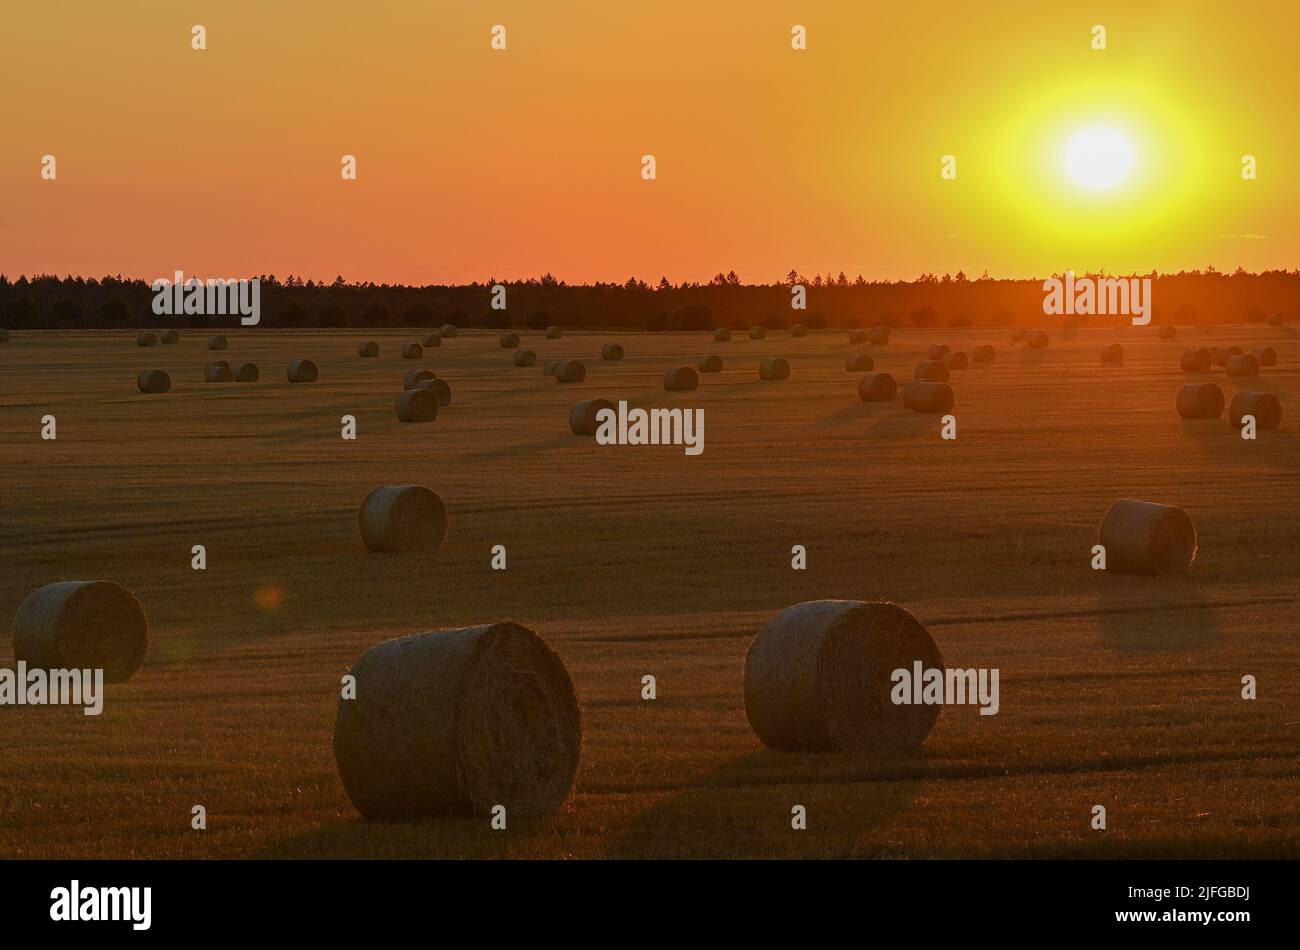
[1064,126,1135,190]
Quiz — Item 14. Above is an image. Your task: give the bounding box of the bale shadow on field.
[605,748,928,858]
[863,410,936,440]
[1016,348,1051,367]
[816,400,897,427]
[255,808,559,858]
[1093,573,1221,653]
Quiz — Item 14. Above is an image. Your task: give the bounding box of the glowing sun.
[1064,126,1135,190]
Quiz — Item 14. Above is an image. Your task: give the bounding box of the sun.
[1064,126,1135,190]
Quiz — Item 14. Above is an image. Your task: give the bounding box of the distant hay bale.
[869,326,890,345]
[927,344,950,361]
[415,377,451,406]
[500,332,520,348]
[846,353,874,372]
[401,342,424,360]
[902,380,954,413]
[235,362,259,382]
[848,330,868,344]
[1180,348,1212,372]
[601,343,624,361]
[569,398,614,435]
[1100,343,1124,364]
[714,328,732,342]
[1158,325,1176,340]
[790,323,808,337]
[1225,354,1260,377]
[1266,313,1284,326]
[1252,346,1277,367]
[357,485,448,553]
[358,340,379,357]
[1228,391,1282,430]
[422,334,443,348]
[513,348,537,367]
[944,351,969,370]
[204,362,233,383]
[857,372,897,402]
[743,600,943,752]
[759,357,790,381]
[160,329,179,343]
[1011,328,1028,342]
[333,622,580,819]
[286,359,318,383]
[750,326,768,340]
[1213,345,1243,367]
[1026,330,1049,349]
[545,326,563,339]
[136,331,158,347]
[913,360,950,382]
[554,359,586,383]
[13,580,148,682]
[697,354,723,373]
[395,388,439,423]
[1176,382,1224,419]
[972,344,995,364]
[1098,499,1196,574]
[663,366,700,391]
[543,360,560,376]
[403,369,437,390]
[136,369,171,394]
[208,335,228,350]
[439,324,458,338]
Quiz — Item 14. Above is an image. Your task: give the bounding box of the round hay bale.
[358,340,379,357]
[846,353,874,372]
[663,366,699,392]
[439,324,458,338]
[415,377,452,407]
[1266,313,1284,326]
[714,327,732,342]
[1176,382,1224,419]
[235,362,259,382]
[204,362,233,383]
[1157,325,1176,340]
[513,348,537,367]
[927,344,950,361]
[13,580,148,682]
[601,343,624,361]
[857,372,897,402]
[333,621,580,819]
[1011,328,1029,342]
[499,332,520,348]
[913,360,950,383]
[1100,343,1124,364]
[1225,353,1260,378]
[750,326,768,340]
[208,335,228,350]
[902,380,954,413]
[160,329,179,344]
[403,369,436,390]
[286,359,318,383]
[136,369,171,394]
[545,325,563,339]
[554,359,586,383]
[848,329,868,344]
[1027,330,1049,349]
[790,323,808,337]
[569,398,614,435]
[1228,390,1282,430]
[401,342,424,360]
[395,388,439,423]
[1180,348,1212,372]
[945,351,969,370]
[869,326,890,345]
[543,360,560,376]
[1252,346,1277,367]
[743,600,943,752]
[697,354,723,373]
[759,357,790,381]
[136,331,158,347]
[357,485,448,553]
[972,344,995,364]
[1098,499,1197,574]
[422,334,443,348]
[1214,345,1243,367]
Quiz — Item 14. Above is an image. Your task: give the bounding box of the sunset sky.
[2,0,1297,284]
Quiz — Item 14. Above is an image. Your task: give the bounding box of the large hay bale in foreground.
[848,329,867,344]
[945,351,969,370]
[1225,354,1260,378]
[927,344,950,361]
[601,343,624,361]
[13,580,148,682]
[569,398,614,435]
[902,380,954,413]
[1100,343,1124,364]
[396,389,439,423]
[439,324,458,338]
[697,354,723,373]
[1252,346,1277,367]
[1180,348,1212,372]
[404,369,437,390]
[869,326,890,345]
[1228,391,1282,430]
[358,340,379,357]
[235,362,259,382]
[857,372,897,402]
[759,357,790,381]
[846,353,874,372]
[714,328,732,342]
[1099,499,1196,574]
[422,334,443,348]
[136,369,171,394]
[1158,325,1176,340]
[790,323,808,337]
[1214,345,1243,367]
[333,622,580,819]
[499,332,520,349]
[545,325,563,339]
[513,349,536,367]
[208,335,228,350]
[749,326,768,340]
[913,360,949,382]
[664,366,699,391]
[204,362,233,383]
[136,331,158,347]
[1176,383,1224,419]
[401,342,423,360]
[287,359,318,383]
[744,600,943,752]
[1026,330,1049,349]
[415,377,452,406]
[358,485,447,553]
[554,360,586,383]
[972,344,995,364]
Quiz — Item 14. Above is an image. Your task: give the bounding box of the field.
[1,324,1297,859]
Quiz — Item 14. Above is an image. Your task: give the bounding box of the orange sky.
[2,0,1297,284]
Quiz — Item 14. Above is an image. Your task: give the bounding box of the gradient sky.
[2,0,1297,284]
